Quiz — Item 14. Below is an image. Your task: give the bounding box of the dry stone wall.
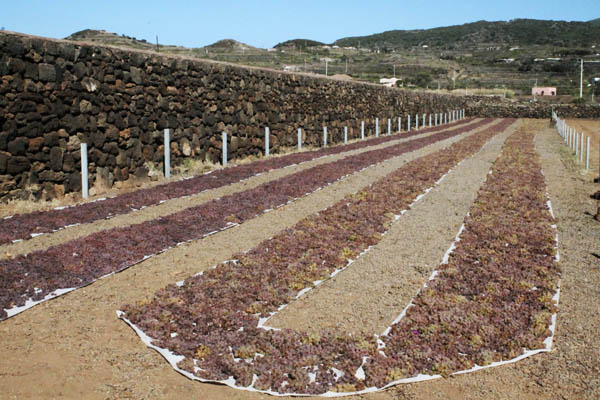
[1,31,598,201]
[464,96,600,119]
[0,32,468,201]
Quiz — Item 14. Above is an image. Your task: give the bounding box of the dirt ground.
[564,119,600,179]
[0,119,598,400]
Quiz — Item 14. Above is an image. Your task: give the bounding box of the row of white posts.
[552,111,591,171]
[79,110,466,198]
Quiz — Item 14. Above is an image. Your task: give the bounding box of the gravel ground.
[0,121,483,260]
[1,119,597,400]
[0,121,495,399]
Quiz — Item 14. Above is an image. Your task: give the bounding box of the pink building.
[532,87,556,96]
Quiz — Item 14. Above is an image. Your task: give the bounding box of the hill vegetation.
[334,19,600,50]
[274,39,325,49]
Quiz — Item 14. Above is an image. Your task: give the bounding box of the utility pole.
[156,35,159,53]
[580,58,584,98]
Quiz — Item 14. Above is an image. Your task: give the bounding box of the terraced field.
[0,119,598,399]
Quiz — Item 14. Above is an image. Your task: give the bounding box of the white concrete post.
[586,136,590,170]
[265,127,270,156]
[575,133,579,157]
[222,131,227,166]
[429,113,432,127]
[164,129,170,178]
[435,113,438,126]
[398,117,401,133]
[298,128,302,150]
[444,113,447,125]
[580,133,584,162]
[376,118,379,137]
[323,126,327,146]
[80,143,88,199]
[416,114,419,130]
[569,128,574,150]
[361,120,365,140]
[344,126,348,144]
[422,114,425,127]
[407,115,411,132]
[387,118,391,136]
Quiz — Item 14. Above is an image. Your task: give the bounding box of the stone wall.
[0,32,470,201]
[1,31,598,201]
[465,95,600,119]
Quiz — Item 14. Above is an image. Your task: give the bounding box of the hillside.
[204,39,256,51]
[334,19,600,50]
[65,29,157,50]
[63,19,600,98]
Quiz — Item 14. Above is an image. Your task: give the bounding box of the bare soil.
[564,119,600,179]
[0,119,598,400]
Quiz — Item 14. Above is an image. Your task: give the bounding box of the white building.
[380,77,400,87]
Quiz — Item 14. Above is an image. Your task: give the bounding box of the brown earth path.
[1,120,597,400]
[564,119,599,179]
[382,120,600,400]
[0,119,496,399]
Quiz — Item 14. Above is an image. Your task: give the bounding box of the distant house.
[283,65,301,72]
[532,87,556,96]
[380,77,400,87]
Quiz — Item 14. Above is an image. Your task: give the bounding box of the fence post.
[222,131,228,166]
[580,133,584,162]
[429,113,432,127]
[164,129,170,178]
[376,118,379,137]
[323,126,327,147]
[586,136,590,170]
[435,113,438,126]
[416,114,419,130]
[361,120,365,140]
[265,127,270,156]
[387,118,391,136]
[422,113,425,128]
[398,117,401,133]
[81,143,88,199]
[408,115,411,132]
[344,126,348,144]
[298,128,302,150]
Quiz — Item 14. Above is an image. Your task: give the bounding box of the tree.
[414,72,432,88]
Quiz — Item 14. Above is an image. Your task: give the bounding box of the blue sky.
[2,0,599,48]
